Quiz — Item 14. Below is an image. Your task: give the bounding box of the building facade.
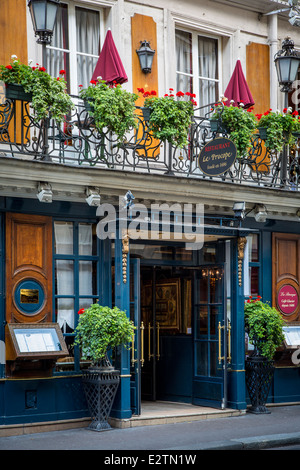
[1,0,300,428]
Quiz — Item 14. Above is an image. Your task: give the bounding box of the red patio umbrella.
[91,29,128,85]
[224,59,254,109]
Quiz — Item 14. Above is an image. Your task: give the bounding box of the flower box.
[6,83,32,102]
[210,119,227,133]
[258,127,267,140]
[141,106,151,122]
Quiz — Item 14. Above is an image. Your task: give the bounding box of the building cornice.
[0,157,299,219]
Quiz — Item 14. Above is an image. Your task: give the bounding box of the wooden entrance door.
[6,213,53,323]
[272,233,300,322]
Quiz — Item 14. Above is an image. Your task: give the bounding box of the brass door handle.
[227,320,231,363]
[131,331,136,367]
[148,323,154,360]
[156,322,160,360]
[218,321,224,364]
[140,322,145,367]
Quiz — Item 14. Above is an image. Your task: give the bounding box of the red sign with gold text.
[278,284,299,315]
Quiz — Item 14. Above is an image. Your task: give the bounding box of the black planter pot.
[245,355,274,414]
[82,354,120,431]
[209,119,227,134]
[5,83,32,102]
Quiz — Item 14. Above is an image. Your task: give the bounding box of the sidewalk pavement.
[0,404,300,451]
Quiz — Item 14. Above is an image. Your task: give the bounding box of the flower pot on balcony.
[141,106,151,122]
[209,119,227,134]
[82,354,120,431]
[5,83,32,102]
[258,127,267,140]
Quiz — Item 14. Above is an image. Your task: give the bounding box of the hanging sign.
[198,137,237,176]
[277,284,299,315]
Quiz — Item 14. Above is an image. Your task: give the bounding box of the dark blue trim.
[0,212,4,378]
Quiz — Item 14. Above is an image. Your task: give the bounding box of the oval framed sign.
[198,137,237,176]
[277,284,299,316]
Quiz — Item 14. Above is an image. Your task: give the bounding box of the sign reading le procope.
[198,137,237,176]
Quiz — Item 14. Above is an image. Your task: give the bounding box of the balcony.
[0,95,299,192]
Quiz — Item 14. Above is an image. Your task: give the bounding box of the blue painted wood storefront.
[0,196,299,426]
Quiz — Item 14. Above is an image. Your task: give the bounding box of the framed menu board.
[6,323,68,361]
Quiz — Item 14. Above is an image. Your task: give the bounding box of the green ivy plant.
[75,304,135,365]
[79,79,138,139]
[256,107,300,153]
[244,296,285,361]
[211,100,257,158]
[138,88,197,148]
[0,56,73,122]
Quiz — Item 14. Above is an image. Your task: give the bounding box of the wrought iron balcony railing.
[0,95,299,191]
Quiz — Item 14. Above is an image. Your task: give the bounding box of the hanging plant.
[256,107,300,153]
[138,88,197,148]
[211,98,257,158]
[0,56,73,122]
[79,79,138,139]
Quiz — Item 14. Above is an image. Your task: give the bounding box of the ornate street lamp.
[28,0,60,45]
[136,40,155,74]
[274,37,300,187]
[274,37,300,107]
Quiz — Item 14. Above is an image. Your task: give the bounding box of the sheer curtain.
[54,222,94,330]
[54,222,74,331]
[76,7,100,88]
[176,30,193,95]
[198,36,218,107]
[46,3,70,90]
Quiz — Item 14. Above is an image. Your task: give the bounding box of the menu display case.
[5,323,68,377]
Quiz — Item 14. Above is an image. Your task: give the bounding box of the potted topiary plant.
[210,98,257,158]
[79,79,138,140]
[255,107,300,153]
[0,56,73,122]
[75,303,135,431]
[244,296,285,414]
[137,88,197,148]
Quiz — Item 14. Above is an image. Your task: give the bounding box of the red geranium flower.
[59,69,66,75]
[39,66,46,72]
[78,308,85,315]
[5,65,12,70]
[90,79,97,85]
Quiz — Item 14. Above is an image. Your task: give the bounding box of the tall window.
[46,2,101,94]
[176,29,220,110]
[54,221,100,372]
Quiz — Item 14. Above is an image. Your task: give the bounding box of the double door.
[129,260,230,415]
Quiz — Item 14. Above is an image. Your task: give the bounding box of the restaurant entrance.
[129,242,230,415]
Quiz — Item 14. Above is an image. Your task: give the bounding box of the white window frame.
[175,27,223,108]
[46,0,105,95]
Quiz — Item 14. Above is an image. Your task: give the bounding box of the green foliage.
[75,304,135,364]
[244,297,285,360]
[80,80,138,139]
[0,57,73,121]
[212,102,257,158]
[140,89,196,148]
[256,108,300,152]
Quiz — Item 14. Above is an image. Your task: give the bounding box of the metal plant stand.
[245,356,274,414]
[82,355,120,431]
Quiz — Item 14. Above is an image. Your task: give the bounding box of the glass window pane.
[248,234,259,262]
[79,223,97,255]
[198,36,218,79]
[79,261,97,295]
[76,7,100,88]
[51,3,69,50]
[176,30,192,75]
[250,266,259,296]
[197,306,208,336]
[196,341,208,376]
[54,222,73,254]
[55,297,74,330]
[55,260,74,295]
[79,298,94,310]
